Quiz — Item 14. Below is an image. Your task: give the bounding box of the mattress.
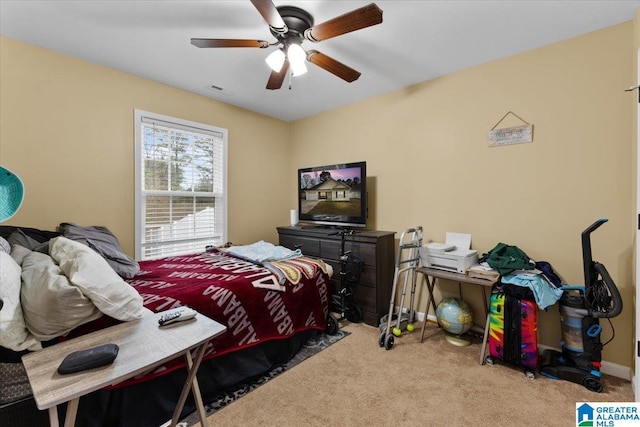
[0,362,31,405]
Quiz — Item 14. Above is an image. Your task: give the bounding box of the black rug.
[180,329,350,426]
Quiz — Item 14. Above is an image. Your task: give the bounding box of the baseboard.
[408,307,631,381]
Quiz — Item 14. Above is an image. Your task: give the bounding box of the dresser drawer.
[353,284,380,326]
[320,240,376,265]
[279,235,320,257]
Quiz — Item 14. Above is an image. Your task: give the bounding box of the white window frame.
[134,109,228,260]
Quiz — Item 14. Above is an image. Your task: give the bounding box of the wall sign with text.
[488,124,533,147]
[488,111,534,147]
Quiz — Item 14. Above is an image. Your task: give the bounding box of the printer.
[418,232,479,274]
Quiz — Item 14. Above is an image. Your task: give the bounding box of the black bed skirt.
[0,329,318,427]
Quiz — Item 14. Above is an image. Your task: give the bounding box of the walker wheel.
[378,331,386,347]
[584,377,603,393]
[384,334,395,350]
[392,327,402,337]
[525,370,535,380]
[485,356,494,366]
[326,315,339,336]
[346,305,362,323]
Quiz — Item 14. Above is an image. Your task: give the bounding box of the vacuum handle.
[582,218,608,286]
[582,218,608,237]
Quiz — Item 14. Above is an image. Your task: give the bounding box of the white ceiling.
[2,0,639,122]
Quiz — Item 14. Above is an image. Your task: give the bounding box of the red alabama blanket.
[105,250,331,386]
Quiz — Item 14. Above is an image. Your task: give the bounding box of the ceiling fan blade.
[191,38,269,48]
[305,3,383,42]
[307,50,361,83]
[266,60,290,90]
[250,0,287,33]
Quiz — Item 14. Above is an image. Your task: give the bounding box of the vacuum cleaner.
[539,219,622,392]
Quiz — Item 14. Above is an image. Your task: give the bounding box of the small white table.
[22,311,227,427]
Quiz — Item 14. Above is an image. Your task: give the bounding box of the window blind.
[136,111,227,260]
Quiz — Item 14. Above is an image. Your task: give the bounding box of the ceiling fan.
[191,1,383,90]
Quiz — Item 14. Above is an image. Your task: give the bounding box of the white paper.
[445,232,471,250]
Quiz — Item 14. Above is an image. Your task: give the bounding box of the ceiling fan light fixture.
[265,48,286,72]
[291,60,307,77]
[287,43,306,65]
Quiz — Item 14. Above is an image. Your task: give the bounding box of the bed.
[0,225,332,427]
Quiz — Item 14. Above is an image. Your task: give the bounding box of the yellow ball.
[406,323,415,332]
[392,327,402,337]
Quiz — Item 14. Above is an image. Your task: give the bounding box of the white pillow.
[0,236,10,254]
[21,251,103,340]
[0,252,41,351]
[10,244,31,267]
[49,237,144,321]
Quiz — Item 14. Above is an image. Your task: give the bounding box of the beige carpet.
[196,322,634,427]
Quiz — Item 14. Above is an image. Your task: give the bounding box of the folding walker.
[379,226,423,350]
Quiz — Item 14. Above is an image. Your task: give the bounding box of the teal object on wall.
[0,166,24,222]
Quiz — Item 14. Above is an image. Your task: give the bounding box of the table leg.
[427,277,438,315]
[478,286,493,365]
[420,276,439,343]
[185,349,208,427]
[481,287,489,319]
[480,312,491,365]
[48,406,60,427]
[61,398,79,427]
[170,343,208,427]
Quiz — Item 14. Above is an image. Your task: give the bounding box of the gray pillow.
[58,223,140,279]
[7,229,39,250]
[7,229,49,254]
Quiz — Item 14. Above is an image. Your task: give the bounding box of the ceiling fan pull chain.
[289,70,293,90]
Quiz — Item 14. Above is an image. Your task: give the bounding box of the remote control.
[158,306,197,326]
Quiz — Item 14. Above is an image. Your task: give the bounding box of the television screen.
[297,161,367,228]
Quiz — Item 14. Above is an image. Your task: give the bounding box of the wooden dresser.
[277,226,395,327]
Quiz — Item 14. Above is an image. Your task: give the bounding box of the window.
[134,110,227,260]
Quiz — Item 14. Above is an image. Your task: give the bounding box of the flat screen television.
[297,161,367,228]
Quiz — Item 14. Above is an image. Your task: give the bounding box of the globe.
[436,297,473,336]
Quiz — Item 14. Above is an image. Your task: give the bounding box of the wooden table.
[22,311,227,427]
[416,267,498,364]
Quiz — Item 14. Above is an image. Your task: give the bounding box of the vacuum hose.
[587,262,622,318]
[580,218,623,319]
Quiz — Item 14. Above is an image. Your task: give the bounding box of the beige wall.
[0,21,637,370]
[291,23,635,368]
[0,37,290,253]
